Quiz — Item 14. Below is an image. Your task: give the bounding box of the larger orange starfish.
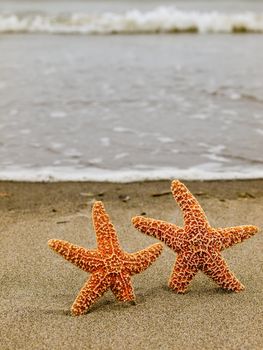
[132,180,258,293]
[48,201,163,315]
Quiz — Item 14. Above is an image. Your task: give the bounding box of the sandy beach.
[1,0,262,349]
[0,179,262,349]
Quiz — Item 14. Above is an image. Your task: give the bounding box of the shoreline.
[0,167,263,183]
[0,179,262,349]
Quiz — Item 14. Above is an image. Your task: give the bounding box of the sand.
[0,180,262,350]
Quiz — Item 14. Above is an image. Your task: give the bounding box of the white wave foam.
[0,165,262,182]
[1,7,263,34]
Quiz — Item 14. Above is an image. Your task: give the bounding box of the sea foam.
[0,7,263,34]
[0,166,262,182]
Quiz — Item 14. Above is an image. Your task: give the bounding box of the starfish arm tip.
[236,284,245,292]
[240,225,259,235]
[131,216,143,226]
[171,179,181,187]
[132,216,183,251]
[92,200,121,253]
[153,242,164,253]
[171,179,185,194]
[223,282,245,293]
[92,200,104,210]
[71,305,86,316]
[132,215,154,231]
[146,242,164,260]
[252,225,259,233]
[48,239,59,249]
[71,273,110,315]
[125,242,163,275]
[217,224,260,250]
[71,308,79,316]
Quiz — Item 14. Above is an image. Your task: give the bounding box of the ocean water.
[0,0,263,182]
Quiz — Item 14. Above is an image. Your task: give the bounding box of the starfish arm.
[168,253,199,293]
[48,239,103,272]
[214,225,259,250]
[171,180,209,230]
[202,253,244,292]
[111,273,135,302]
[124,243,163,275]
[92,201,121,254]
[71,272,111,316]
[132,216,183,251]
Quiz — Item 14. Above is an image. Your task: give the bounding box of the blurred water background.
[0,0,263,181]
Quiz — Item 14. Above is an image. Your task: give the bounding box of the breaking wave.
[1,7,263,34]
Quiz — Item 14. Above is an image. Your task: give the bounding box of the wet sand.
[0,180,262,350]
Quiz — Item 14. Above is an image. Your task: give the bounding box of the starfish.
[48,201,163,315]
[132,180,259,293]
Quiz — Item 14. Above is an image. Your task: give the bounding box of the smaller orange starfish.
[132,180,259,293]
[48,201,163,315]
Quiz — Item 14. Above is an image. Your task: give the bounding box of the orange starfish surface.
[132,180,259,293]
[48,201,163,315]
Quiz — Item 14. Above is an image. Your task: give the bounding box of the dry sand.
[0,180,262,350]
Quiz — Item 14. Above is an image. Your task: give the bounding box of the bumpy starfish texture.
[132,180,258,293]
[48,201,163,315]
